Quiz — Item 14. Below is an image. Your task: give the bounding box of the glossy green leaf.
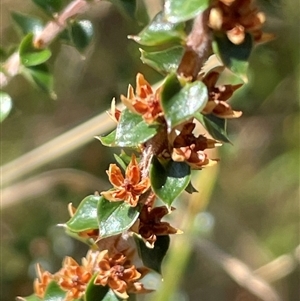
[108,0,136,19]
[135,235,170,274]
[160,73,182,101]
[11,12,44,36]
[161,78,208,129]
[97,197,140,238]
[97,130,116,147]
[22,64,54,94]
[129,12,185,46]
[69,20,94,52]
[44,281,66,301]
[150,157,191,207]
[66,195,100,232]
[140,46,184,74]
[115,109,160,147]
[32,0,64,15]
[213,33,253,83]
[0,92,12,122]
[164,0,209,23]
[85,275,109,301]
[19,33,51,67]
[196,113,231,143]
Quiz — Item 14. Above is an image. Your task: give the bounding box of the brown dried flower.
[171,122,220,169]
[101,154,150,207]
[208,0,272,44]
[94,250,150,299]
[202,71,242,118]
[133,202,180,248]
[121,73,163,123]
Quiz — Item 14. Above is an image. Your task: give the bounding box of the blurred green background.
[1,0,299,300]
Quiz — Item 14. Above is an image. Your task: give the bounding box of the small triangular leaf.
[129,12,185,46]
[140,46,184,74]
[11,12,44,36]
[66,195,100,232]
[150,157,191,207]
[69,20,94,52]
[164,0,209,23]
[22,63,54,94]
[213,33,253,83]
[97,130,116,147]
[161,78,208,129]
[97,197,140,238]
[115,109,160,147]
[19,33,51,67]
[135,235,170,274]
[196,113,231,143]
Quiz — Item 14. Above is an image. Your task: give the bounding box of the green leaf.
[108,0,136,19]
[97,130,116,147]
[69,20,94,52]
[97,197,140,238]
[135,235,170,274]
[129,12,185,46]
[11,12,44,36]
[85,274,109,301]
[140,46,184,74]
[113,153,127,171]
[150,157,191,207]
[22,64,54,94]
[115,109,160,147]
[161,79,208,129]
[160,73,182,101]
[19,33,51,67]
[66,195,100,232]
[213,33,253,82]
[32,0,64,15]
[0,91,12,122]
[44,281,66,301]
[164,0,209,23]
[196,113,231,143]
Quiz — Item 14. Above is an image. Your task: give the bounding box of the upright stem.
[177,10,213,80]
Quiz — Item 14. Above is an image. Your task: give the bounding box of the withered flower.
[121,73,162,123]
[202,71,242,118]
[57,257,93,301]
[133,202,181,248]
[171,122,220,169]
[101,154,150,207]
[208,0,272,45]
[33,264,54,299]
[94,250,150,299]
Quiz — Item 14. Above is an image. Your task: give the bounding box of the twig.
[0,0,90,88]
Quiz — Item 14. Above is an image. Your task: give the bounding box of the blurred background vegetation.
[1,0,299,300]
